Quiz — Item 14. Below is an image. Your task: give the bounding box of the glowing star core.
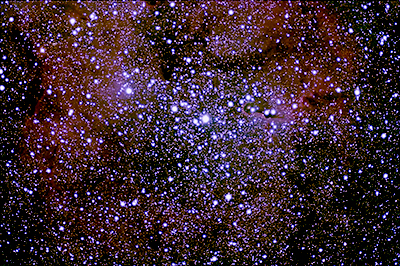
[201,114,210,123]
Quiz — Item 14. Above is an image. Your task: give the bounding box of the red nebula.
[3,1,361,264]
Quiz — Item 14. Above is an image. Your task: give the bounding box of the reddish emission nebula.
[1,1,399,265]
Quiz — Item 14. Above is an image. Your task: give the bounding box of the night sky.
[1,1,399,265]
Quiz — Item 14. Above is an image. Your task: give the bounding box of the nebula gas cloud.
[1,1,399,265]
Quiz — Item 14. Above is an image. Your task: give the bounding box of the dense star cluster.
[1,1,399,265]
